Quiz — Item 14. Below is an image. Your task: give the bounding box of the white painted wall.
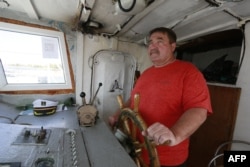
[232,22,250,149]
[75,34,151,120]
[76,35,117,105]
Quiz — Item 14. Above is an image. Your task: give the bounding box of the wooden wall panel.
[187,84,241,167]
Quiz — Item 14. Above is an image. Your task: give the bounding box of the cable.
[89,55,95,103]
[211,140,250,166]
[0,115,14,124]
[207,153,224,167]
[236,25,246,78]
[205,0,221,7]
[89,50,106,103]
[117,0,136,12]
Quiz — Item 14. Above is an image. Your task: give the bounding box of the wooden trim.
[0,89,74,95]
[0,17,75,95]
[0,17,57,31]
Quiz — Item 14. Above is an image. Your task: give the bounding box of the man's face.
[147,32,176,67]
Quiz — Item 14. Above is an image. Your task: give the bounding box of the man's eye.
[157,40,164,44]
[147,39,165,46]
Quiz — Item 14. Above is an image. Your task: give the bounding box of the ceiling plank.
[117,0,165,36]
[18,0,39,20]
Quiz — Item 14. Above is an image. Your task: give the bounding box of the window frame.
[0,18,75,94]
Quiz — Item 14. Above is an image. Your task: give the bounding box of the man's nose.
[148,42,158,49]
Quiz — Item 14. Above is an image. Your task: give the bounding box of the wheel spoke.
[115,94,160,167]
[123,118,131,135]
[116,108,159,167]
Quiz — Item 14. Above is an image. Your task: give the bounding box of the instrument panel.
[0,124,89,167]
[0,106,137,167]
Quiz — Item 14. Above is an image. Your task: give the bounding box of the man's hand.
[142,108,208,146]
[108,110,122,129]
[142,122,176,146]
[108,115,117,128]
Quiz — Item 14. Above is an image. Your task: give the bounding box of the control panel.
[0,124,90,167]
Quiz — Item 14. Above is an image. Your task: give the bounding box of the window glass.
[0,30,65,84]
[176,29,243,85]
[0,22,73,92]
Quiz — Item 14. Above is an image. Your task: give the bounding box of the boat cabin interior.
[1,0,250,166]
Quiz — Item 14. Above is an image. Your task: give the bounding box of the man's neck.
[154,57,176,68]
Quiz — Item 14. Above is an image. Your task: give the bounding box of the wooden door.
[187,84,241,167]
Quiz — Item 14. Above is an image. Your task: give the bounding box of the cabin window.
[0,21,74,94]
[176,29,243,85]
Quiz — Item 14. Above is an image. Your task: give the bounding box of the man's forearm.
[170,108,207,145]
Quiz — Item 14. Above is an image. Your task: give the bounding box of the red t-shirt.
[130,60,212,166]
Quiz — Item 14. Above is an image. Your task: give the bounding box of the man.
[109,27,212,167]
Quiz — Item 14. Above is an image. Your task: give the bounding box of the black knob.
[80,92,86,98]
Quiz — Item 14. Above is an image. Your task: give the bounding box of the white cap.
[33,99,58,108]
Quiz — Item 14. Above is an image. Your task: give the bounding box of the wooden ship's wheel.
[115,94,160,167]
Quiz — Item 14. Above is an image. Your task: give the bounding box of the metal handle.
[90,82,102,105]
[80,92,86,105]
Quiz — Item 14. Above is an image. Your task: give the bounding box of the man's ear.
[171,42,176,52]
